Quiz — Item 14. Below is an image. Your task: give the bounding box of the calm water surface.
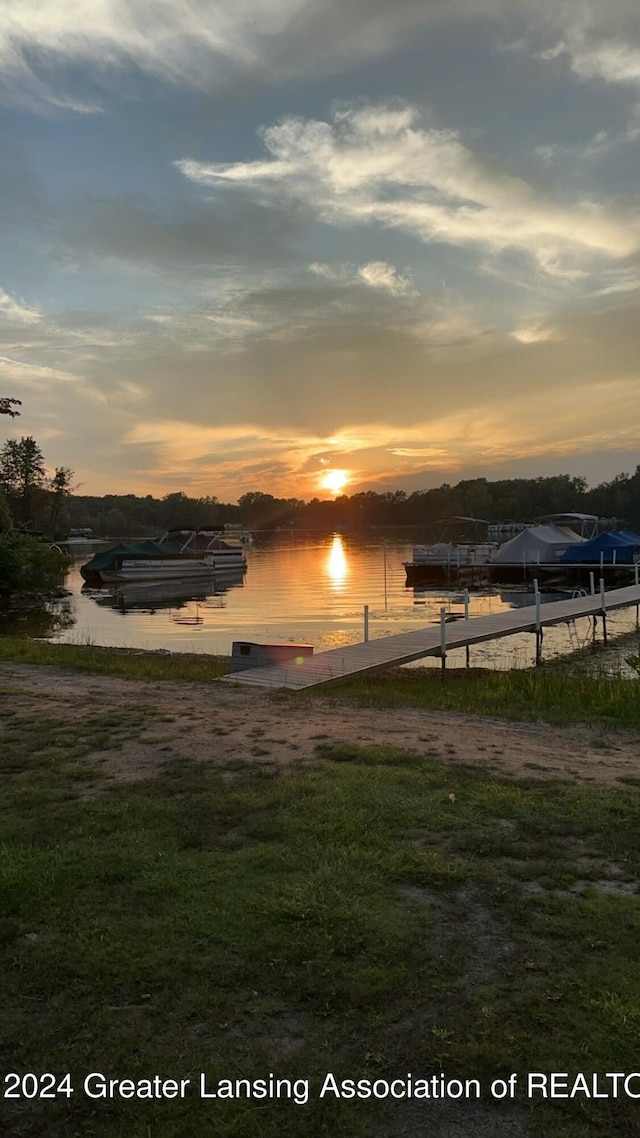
[51,533,640,673]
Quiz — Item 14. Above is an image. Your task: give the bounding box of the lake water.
[46,533,640,674]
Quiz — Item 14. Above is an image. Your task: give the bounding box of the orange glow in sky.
[321,469,349,494]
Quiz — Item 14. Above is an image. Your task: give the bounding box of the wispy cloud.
[523,0,640,99]
[0,0,493,112]
[0,354,78,384]
[551,35,640,90]
[590,269,640,298]
[511,323,560,344]
[357,261,416,296]
[309,260,415,296]
[0,288,42,325]
[177,103,639,274]
[5,1,640,116]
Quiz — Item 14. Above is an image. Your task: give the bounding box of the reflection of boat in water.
[87,569,245,614]
[80,528,247,585]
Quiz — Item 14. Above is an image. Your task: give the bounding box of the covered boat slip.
[222,583,640,691]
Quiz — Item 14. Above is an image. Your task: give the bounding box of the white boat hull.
[100,553,246,583]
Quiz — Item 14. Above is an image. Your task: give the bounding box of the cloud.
[0,288,42,325]
[8,289,638,499]
[520,0,640,97]
[4,0,640,117]
[357,261,416,295]
[177,103,639,274]
[565,40,640,88]
[309,259,415,296]
[511,323,560,344]
[0,354,78,386]
[0,0,505,112]
[590,270,640,298]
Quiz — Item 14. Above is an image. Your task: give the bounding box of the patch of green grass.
[301,665,640,727]
[4,724,640,1135]
[0,636,230,681]
[0,700,159,806]
[314,740,425,767]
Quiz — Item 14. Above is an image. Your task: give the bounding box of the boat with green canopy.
[80,529,247,585]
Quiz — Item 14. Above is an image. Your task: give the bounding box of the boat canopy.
[535,513,599,538]
[494,525,583,564]
[81,541,169,575]
[559,531,640,564]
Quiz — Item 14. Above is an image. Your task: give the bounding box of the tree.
[0,436,47,524]
[0,532,70,595]
[49,466,75,536]
[0,397,21,418]
[0,489,12,532]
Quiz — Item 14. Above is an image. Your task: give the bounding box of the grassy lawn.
[1,636,640,726]
[2,694,640,1136]
[306,665,640,728]
[0,636,230,682]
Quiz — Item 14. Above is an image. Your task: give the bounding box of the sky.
[0,0,639,502]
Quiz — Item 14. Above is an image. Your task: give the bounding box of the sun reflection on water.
[326,534,349,592]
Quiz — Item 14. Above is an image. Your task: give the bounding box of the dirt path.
[2,661,639,787]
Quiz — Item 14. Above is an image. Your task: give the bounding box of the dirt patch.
[2,660,640,788]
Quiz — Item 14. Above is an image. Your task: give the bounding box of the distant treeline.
[63,470,640,539]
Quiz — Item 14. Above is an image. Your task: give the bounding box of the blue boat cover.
[559,531,640,564]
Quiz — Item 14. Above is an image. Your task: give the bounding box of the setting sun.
[321,469,349,494]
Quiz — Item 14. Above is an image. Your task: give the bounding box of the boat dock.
[221,583,640,691]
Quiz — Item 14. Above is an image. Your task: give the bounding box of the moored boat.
[80,528,247,585]
[404,524,583,587]
[404,521,640,588]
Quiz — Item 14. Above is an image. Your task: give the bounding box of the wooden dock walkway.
[221,584,640,691]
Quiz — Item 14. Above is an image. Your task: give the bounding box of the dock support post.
[383,544,388,613]
[463,588,470,666]
[589,571,595,596]
[600,578,608,645]
[635,562,639,587]
[440,606,447,676]
[364,604,369,643]
[534,579,542,665]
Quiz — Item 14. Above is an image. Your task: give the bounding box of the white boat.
[160,528,248,570]
[411,541,498,566]
[99,556,220,583]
